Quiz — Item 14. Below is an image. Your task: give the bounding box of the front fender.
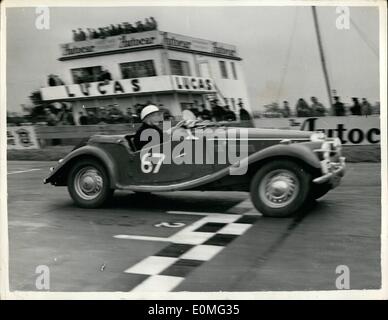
[44,145,117,187]
[246,142,322,170]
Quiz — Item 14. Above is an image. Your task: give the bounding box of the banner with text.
[60,31,238,59]
[254,116,380,145]
[7,126,40,150]
[41,76,216,101]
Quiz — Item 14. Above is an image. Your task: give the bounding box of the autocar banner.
[253,116,380,145]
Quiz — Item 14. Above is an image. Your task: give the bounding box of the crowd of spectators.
[72,17,158,42]
[187,99,251,122]
[37,98,252,126]
[47,68,113,86]
[263,96,378,118]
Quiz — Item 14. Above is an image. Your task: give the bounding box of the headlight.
[310,131,326,142]
[320,141,331,160]
[333,137,342,150]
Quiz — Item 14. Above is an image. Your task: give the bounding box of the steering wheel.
[174,119,198,129]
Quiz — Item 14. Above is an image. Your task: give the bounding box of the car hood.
[85,127,313,143]
[225,127,313,140]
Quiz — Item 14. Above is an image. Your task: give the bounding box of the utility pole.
[312,6,333,114]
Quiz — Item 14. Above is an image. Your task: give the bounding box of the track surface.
[7,161,381,292]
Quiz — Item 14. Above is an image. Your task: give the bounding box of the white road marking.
[171,231,214,245]
[217,223,252,235]
[124,256,178,275]
[180,245,223,261]
[154,222,186,228]
[7,168,41,175]
[131,275,184,292]
[114,235,171,242]
[116,198,262,292]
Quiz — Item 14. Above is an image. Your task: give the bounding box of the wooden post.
[312,6,333,114]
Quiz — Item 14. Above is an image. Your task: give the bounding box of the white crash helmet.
[140,104,160,120]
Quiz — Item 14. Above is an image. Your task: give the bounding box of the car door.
[128,129,194,185]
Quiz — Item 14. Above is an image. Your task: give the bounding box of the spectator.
[77,28,86,41]
[189,106,200,117]
[98,28,107,39]
[117,24,124,35]
[135,21,145,32]
[310,96,326,117]
[144,18,154,31]
[198,104,212,121]
[45,108,58,126]
[72,30,79,42]
[129,23,137,33]
[150,17,158,30]
[58,104,74,125]
[122,22,130,34]
[296,98,312,117]
[92,29,99,39]
[87,28,94,40]
[54,75,64,85]
[361,98,372,116]
[224,105,237,121]
[98,68,112,81]
[87,111,98,125]
[350,97,362,115]
[333,96,345,116]
[48,74,56,87]
[281,100,291,118]
[211,100,226,121]
[78,111,88,125]
[108,24,117,36]
[239,104,251,121]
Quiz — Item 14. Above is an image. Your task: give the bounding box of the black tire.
[250,160,311,217]
[67,158,113,208]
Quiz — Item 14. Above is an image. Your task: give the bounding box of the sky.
[5,5,380,114]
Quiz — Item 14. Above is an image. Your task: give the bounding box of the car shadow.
[106,191,248,213]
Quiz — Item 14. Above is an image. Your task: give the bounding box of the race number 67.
[141,153,166,173]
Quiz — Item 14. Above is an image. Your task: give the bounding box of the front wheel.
[250,160,311,217]
[67,159,113,208]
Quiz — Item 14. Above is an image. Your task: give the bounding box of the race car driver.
[133,104,164,150]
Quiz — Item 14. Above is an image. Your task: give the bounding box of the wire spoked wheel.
[74,167,104,200]
[68,159,113,208]
[259,169,300,209]
[250,160,311,217]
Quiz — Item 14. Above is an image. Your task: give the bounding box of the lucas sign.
[40,76,216,101]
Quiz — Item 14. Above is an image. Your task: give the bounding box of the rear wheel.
[67,159,113,208]
[250,160,311,217]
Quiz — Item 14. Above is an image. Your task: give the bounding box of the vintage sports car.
[44,119,346,217]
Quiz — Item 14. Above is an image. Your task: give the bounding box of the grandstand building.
[40,29,252,123]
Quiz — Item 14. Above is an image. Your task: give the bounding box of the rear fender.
[44,145,117,187]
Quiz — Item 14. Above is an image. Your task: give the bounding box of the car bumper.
[313,156,346,187]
